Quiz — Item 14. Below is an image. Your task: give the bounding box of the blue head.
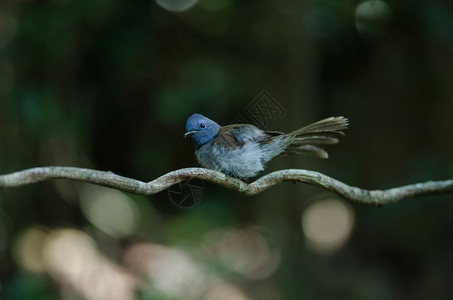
[185,113,221,148]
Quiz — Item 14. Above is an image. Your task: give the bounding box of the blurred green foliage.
[1,0,453,299]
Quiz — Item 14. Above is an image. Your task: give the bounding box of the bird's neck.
[195,134,216,149]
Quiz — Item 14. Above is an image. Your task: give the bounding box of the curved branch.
[0,166,452,206]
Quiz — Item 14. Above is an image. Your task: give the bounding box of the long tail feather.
[287,116,349,136]
[280,116,348,158]
[284,145,329,158]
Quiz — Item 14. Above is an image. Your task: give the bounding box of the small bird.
[185,113,348,180]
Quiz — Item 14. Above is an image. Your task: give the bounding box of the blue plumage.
[185,113,348,180]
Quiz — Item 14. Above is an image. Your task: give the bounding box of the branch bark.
[0,166,452,206]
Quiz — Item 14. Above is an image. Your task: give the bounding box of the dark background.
[1,0,453,299]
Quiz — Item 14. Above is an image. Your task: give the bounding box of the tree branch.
[0,166,452,206]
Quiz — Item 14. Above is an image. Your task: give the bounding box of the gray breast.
[195,136,287,179]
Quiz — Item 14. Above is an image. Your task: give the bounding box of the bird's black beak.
[184,130,197,138]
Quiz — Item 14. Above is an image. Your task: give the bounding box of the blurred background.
[0,0,453,299]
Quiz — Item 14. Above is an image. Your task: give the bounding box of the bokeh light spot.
[155,0,199,12]
[80,263,137,300]
[79,186,141,238]
[123,243,207,298]
[43,228,99,278]
[302,198,355,254]
[202,227,280,280]
[203,282,249,300]
[355,0,392,37]
[13,226,48,273]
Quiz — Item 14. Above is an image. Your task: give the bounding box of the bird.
[185,113,348,180]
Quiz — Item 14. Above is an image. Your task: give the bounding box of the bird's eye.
[200,123,206,128]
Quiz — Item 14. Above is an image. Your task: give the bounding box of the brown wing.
[213,124,271,149]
